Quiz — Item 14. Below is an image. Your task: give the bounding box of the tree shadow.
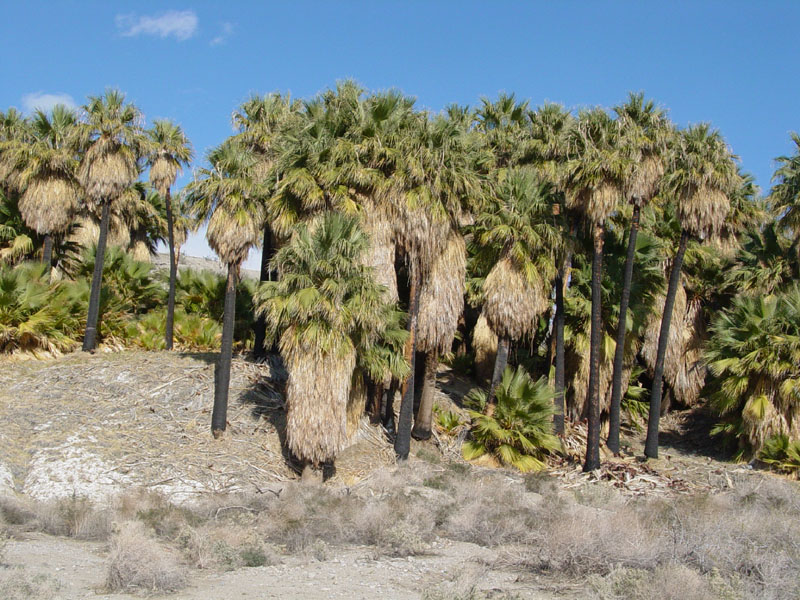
[233,352,303,475]
[657,405,734,462]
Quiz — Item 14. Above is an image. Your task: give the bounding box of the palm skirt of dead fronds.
[285,346,356,466]
[482,257,548,341]
[416,231,466,354]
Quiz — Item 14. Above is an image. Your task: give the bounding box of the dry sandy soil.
[0,350,797,599]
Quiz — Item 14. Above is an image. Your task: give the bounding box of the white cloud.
[21,92,77,114]
[116,10,198,41]
[210,22,234,46]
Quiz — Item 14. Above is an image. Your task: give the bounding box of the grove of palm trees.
[2,82,800,599]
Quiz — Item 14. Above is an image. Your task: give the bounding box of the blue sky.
[2,1,798,268]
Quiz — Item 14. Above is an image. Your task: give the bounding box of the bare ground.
[1,350,798,599]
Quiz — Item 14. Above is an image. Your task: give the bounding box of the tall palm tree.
[392,108,485,459]
[185,141,264,437]
[529,102,575,435]
[565,108,628,471]
[147,120,193,350]
[14,105,81,270]
[472,168,559,405]
[606,93,669,454]
[644,124,738,458]
[772,132,800,250]
[255,213,407,478]
[232,92,301,358]
[77,90,143,351]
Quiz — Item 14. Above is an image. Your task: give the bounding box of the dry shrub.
[442,471,541,547]
[588,564,737,600]
[0,569,61,600]
[0,495,35,526]
[32,496,112,540]
[106,520,186,593]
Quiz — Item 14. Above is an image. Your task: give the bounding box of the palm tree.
[76,90,143,351]
[392,108,485,459]
[565,108,628,471]
[412,229,466,439]
[706,286,800,456]
[232,93,302,359]
[772,132,800,249]
[529,102,575,435]
[606,93,669,454]
[644,124,738,458]
[185,141,264,437]
[472,168,559,405]
[13,105,81,270]
[146,120,193,350]
[255,213,407,478]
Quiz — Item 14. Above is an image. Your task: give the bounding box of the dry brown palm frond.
[627,155,664,203]
[207,206,262,267]
[19,178,80,234]
[284,345,356,466]
[346,370,367,440]
[482,257,548,341]
[567,331,617,420]
[129,238,152,263]
[642,283,688,392]
[679,185,729,239]
[416,231,466,355]
[472,311,497,383]
[78,146,137,207]
[390,191,450,282]
[590,182,622,224]
[360,206,398,303]
[666,296,707,407]
[149,156,179,196]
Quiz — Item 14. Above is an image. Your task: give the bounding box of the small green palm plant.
[759,434,800,478]
[462,366,560,472]
[433,406,463,435]
[0,262,82,353]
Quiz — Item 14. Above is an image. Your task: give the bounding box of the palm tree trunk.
[607,204,641,454]
[382,377,399,435]
[164,188,177,350]
[42,234,53,269]
[645,230,689,459]
[553,256,569,435]
[411,351,438,440]
[394,268,422,460]
[212,263,238,438]
[488,336,510,406]
[584,222,605,472]
[82,201,110,351]
[253,224,275,359]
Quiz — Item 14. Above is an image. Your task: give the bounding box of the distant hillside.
[152,253,260,280]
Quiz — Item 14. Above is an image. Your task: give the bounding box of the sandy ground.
[4,533,570,600]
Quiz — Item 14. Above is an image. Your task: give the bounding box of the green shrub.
[760,434,800,477]
[462,366,560,472]
[0,262,82,353]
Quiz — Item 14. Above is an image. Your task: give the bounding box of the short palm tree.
[147,119,193,350]
[76,90,143,351]
[255,213,407,477]
[706,286,800,456]
[565,107,628,471]
[606,93,670,454]
[14,105,81,270]
[463,365,560,472]
[472,168,559,404]
[185,141,264,437]
[644,124,738,458]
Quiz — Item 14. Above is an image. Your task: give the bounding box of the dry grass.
[106,520,187,593]
[0,569,61,600]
